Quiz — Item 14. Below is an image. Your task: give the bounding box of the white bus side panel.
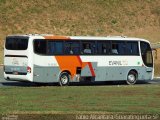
[33,55,60,83]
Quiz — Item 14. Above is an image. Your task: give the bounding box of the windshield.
[5,37,29,50]
[140,41,153,67]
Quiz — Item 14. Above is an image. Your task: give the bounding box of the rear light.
[27,66,31,73]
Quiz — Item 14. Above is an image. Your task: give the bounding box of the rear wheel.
[59,72,70,86]
[126,71,137,85]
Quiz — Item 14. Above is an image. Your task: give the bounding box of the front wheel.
[126,71,137,85]
[59,72,70,86]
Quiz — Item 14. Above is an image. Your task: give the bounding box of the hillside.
[0,0,160,75]
[0,0,160,40]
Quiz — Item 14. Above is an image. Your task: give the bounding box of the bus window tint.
[111,41,139,55]
[82,41,96,55]
[47,41,55,55]
[64,41,80,55]
[34,40,47,54]
[47,41,64,55]
[126,42,139,55]
[64,42,72,54]
[54,41,63,54]
[6,37,28,50]
[97,41,111,55]
[71,42,80,54]
[34,39,140,56]
[140,41,153,67]
[111,41,126,55]
[117,42,126,55]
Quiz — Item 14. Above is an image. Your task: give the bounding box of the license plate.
[13,71,18,75]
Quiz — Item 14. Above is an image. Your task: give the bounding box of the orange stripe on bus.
[44,35,70,40]
[55,56,82,78]
[55,56,89,79]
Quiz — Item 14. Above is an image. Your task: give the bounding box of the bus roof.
[7,34,150,43]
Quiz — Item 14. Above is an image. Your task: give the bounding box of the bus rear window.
[5,37,29,50]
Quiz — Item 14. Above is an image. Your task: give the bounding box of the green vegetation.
[0,85,160,114]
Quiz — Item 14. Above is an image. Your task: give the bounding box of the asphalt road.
[0,66,160,87]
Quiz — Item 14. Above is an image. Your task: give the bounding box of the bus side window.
[34,40,47,54]
[83,43,91,54]
[81,42,90,54]
[64,42,73,54]
[71,42,80,55]
[126,42,139,55]
[64,41,80,55]
[104,42,111,54]
[97,42,102,54]
[82,41,96,55]
[102,44,107,54]
[111,41,126,55]
[112,43,118,54]
[97,41,111,55]
[47,41,55,55]
[54,41,64,55]
[117,42,126,55]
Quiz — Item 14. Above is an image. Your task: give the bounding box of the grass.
[0,85,160,114]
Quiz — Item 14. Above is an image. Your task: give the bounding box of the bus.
[4,34,154,86]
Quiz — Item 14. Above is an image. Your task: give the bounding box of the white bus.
[4,34,154,86]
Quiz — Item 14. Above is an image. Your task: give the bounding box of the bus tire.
[126,71,137,85]
[59,72,70,86]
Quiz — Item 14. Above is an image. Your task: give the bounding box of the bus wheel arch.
[126,70,138,85]
[59,71,71,86]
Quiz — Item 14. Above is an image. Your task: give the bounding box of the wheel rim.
[128,74,136,83]
[60,75,68,85]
